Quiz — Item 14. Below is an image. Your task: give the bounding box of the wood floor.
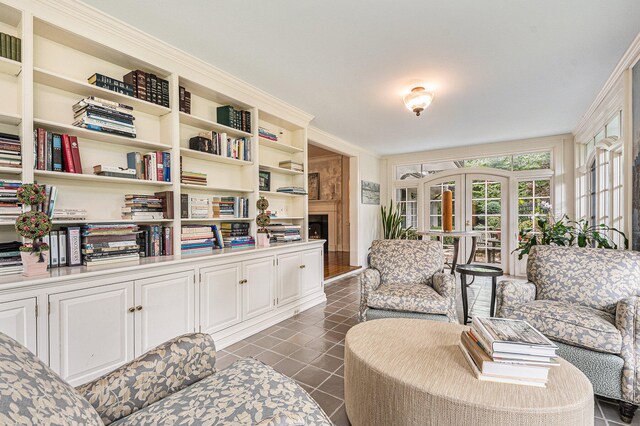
[324,251,361,280]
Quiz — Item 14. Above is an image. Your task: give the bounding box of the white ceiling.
[82,0,640,155]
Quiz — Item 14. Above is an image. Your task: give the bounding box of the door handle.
[128,307,135,313]
[136,305,143,311]
[239,279,248,284]
[299,265,306,269]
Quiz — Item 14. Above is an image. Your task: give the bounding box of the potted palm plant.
[15,184,51,276]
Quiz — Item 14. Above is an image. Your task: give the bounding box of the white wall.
[307,127,382,267]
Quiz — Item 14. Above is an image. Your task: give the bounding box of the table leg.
[461,273,469,324]
[450,238,459,275]
[466,236,478,264]
[490,276,497,317]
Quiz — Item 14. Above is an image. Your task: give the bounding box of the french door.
[423,173,509,272]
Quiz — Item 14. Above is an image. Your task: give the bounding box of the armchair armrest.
[432,272,458,323]
[359,268,381,321]
[495,280,536,317]
[76,333,216,425]
[616,297,640,404]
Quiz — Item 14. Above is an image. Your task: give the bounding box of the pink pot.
[21,251,49,277]
[256,233,270,247]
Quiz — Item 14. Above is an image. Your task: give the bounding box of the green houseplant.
[15,184,51,276]
[380,200,418,240]
[514,214,628,260]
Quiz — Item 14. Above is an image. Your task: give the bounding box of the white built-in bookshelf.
[0,2,311,261]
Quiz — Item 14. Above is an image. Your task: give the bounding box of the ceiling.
[82,0,640,156]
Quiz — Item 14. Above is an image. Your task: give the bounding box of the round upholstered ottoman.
[344,319,593,426]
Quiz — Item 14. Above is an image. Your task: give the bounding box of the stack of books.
[0,132,21,169]
[121,194,164,220]
[279,160,303,172]
[220,222,254,249]
[52,208,87,222]
[188,195,210,219]
[123,70,169,107]
[88,73,134,97]
[215,196,248,219]
[181,225,215,256]
[0,241,22,275]
[93,165,137,179]
[137,225,173,257]
[179,86,191,113]
[259,127,278,142]
[0,179,21,224]
[181,170,207,186]
[193,132,252,162]
[217,105,251,133]
[126,151,171,182]
[459,317,559,388]
[34,129,82,173]
[73,97,136,138]
[0,33,20,62]
[81,224,140,268]
[276,187,306,195]
[268,224,302,243]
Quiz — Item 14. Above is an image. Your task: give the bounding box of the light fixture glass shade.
[403,87,434,116]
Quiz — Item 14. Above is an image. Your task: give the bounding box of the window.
[517,179,551,235]
[470,179,503,264]
[589,159,597,226]
[395,151,551,180]
[396,187,418,229]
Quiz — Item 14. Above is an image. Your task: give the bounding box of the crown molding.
[29,0,314,126]
[307,126,379,158]
[573,32,640,137]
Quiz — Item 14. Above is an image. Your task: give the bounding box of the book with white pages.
[473,317,558,357]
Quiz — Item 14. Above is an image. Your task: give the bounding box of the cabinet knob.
[299,265,306,269]
[239,279,248,284]
[136,305,143,311]
[128,307,135,313]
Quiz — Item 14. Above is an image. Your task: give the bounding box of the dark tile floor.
[217,273,637,426]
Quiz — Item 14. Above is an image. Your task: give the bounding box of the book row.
[86,71,169,108]
[188,133,252,162]
[180,195,250,219]
[0,32,20,62]
[217,105,252,133]
[0,132,21,169]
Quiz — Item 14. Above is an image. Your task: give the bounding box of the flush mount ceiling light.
[403,86,434,116]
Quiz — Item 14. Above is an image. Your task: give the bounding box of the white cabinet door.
[243,257,274,320]
[300,248,323,297]
[135,271,195,355]
[200,263,242,334]
[0,298,37,354]
[49,282,134,386]
[277,252,301,306]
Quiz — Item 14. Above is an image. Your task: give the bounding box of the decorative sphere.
[256,197,269,212]
[256,213,271,228]
[15,211,52,240]
[17,184,46,206]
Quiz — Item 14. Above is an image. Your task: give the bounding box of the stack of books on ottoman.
[459,317,559,388]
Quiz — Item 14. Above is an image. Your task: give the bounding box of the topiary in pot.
[256,196,271,247]
[15,184,52,276]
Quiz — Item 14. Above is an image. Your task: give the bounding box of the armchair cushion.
[0,332,103,426]
[527,245,640,315]
[500,300,622,354]
[76,333,217,425]
[369,239,443,285]
[112,358,332,426]
[367,283,449,315]
[360,268,381,321]
[615,297,640,404]
[495,280,536,317]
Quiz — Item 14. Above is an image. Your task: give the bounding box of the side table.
[455,264,503,324]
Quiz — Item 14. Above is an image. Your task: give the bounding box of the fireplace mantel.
[309,200,339,251]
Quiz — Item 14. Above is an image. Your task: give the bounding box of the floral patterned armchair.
[0,332,331,425]
[496,245,640,423]
[360,239,458,323]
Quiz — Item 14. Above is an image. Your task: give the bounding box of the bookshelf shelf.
[0,112,21,126]
[179,147,253,166]
[179,112,252,138]
[181,217,253,222]
[33,68,172,116]
[52,219,173,225]
[0,166,22,175]
[34,170,173,187]
[34,118,171,151]
[259,137,303,154]
[0,56,21,77]
[181,183,254,193]
[269,216,304,221]
[259,164,304,176]
[259,190,306,198]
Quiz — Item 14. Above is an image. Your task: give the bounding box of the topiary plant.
[256,197,270,233]
[15,184,51,261]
